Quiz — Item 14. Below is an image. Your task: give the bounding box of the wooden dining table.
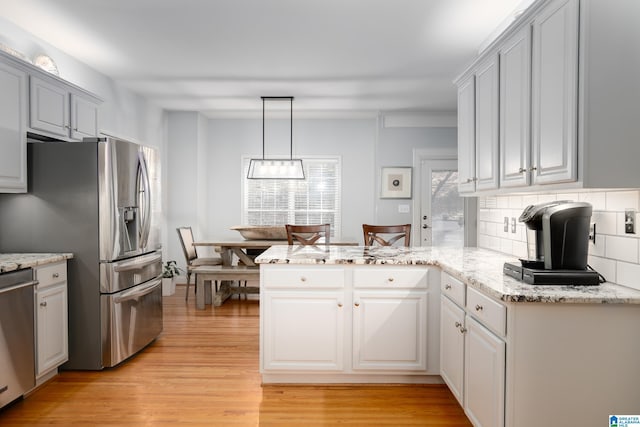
[191,239,359,308]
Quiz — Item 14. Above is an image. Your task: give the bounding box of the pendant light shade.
[247,96,305,179]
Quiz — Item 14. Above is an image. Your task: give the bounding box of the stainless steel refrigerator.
[0,136,163,370]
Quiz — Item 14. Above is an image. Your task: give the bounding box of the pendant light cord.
[261,96,294,161]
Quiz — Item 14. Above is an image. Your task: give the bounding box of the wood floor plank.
[0,285,471,426]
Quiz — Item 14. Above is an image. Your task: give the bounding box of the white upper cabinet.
[455,0,640,194]
[457,75,476,193]
[30,75,101,141]
[0,59,28,193]
[531,0,579,185]
[499,27,532,188]
[475,54,500,191]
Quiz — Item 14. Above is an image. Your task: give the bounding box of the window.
[242,156,342,238]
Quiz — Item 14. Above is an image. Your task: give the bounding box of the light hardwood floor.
[0,285,472,426]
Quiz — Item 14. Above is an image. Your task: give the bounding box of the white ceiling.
[0,0,531,118]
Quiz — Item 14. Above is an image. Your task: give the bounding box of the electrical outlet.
[625,209,636,234]
[511,217,517,234]
[589,223,596,242]
[504,217,509,233]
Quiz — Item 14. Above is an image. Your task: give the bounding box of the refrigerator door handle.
[113,252,162,273]
[137,151,151,250]
[112,278,161,304]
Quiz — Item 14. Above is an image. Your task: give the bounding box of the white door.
[464,316,506,427]
[531,0,579,185]
[457,75,476,193]
[475,54,500,191]
[500,26,532,188]
[36,282,68,376]
[420,159,464,247]
[440,295,465,406]
[352,290,427,371]
[0,60,27,192]
[263,291,344,371]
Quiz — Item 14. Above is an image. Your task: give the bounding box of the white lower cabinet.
[440,295,465,405]
[464,316,505,427]
[352,290,427,371]
[34,261,69,379]
[261,265,437,383]
[440,272,505,427]
[262,291,344,371]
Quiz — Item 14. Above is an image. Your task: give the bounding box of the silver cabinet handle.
[530,166,537,171]
[459,327,467,334]
[445,284,452,290]
[455,321,462,328]
[52,272,60,278]
[518,167,527,173]
[40,301,47,307]
[337,302,343,308]
[475,304,484,311]
[387,277,394,283]
[354,302,360,307]
[300,276,307,282]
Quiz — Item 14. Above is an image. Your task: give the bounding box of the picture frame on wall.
[380,167,412,199]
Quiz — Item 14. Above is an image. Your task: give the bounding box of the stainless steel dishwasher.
[0,268,36,409]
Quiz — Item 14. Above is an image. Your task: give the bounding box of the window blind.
[242,157,342,238]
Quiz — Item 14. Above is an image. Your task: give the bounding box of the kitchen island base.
[261,373,443,385]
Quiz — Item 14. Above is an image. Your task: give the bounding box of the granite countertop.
[0,253,74,273]
[255,245,640,304]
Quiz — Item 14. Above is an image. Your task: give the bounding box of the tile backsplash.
[477,190,640,291]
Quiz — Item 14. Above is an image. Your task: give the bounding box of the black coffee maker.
[503,201,601,285]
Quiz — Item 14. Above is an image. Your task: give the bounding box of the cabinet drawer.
[263,266,344,288]
[353,267,428,288]
[441,273,465,306]
[35,262,67,288]
[466,287,506,337]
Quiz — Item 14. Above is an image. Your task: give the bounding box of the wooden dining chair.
[285,224,331,246]
[362,224,411,247]
[176,226,223,301]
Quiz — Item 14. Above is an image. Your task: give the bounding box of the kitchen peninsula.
[256,246,640,427]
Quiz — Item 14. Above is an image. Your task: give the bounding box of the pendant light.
[247,96,305,179]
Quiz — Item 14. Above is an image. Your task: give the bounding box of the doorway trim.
[411,148,477,247]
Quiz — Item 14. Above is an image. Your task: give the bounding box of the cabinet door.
[464,316,505,427]
[30,76,70,138]
[352,290,427,371]
[0,61,27,192]
[500,26,532,188]
[531,0,579,185]
[475,55,500,191]
[262,291,344,371]
[440,296,465,406]
[36,282,69,377]
[457,75,476,193]
[71,94,99,139]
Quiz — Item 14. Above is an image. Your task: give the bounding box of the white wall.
[204,117,377,241]
[376,122,457,225]
[477,189,640,290]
